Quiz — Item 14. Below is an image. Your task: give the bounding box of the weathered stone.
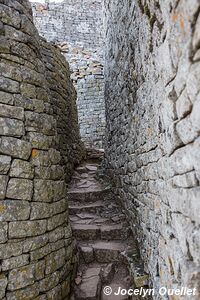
[0,274,7,299]
[0,175,8,199]
[30,244,51,261]
[31,150,50,167]
[2,254,29,271]
[0,91,14,105]
[0,137,31,160]
[48,226,65,243]
[10,161,33,181]
[6,178,33,200]
[0,222,8,244]
[28,132,54,150]
[30,202,52,220]
[53,181,66,201]
[8,261,45,291]
[0,241,23,260]
[47,212,67,231]
[0,200,30,221]
[20,83,36,98]
[25,111,56,135]
[6,282,40,300]
[0,155,11,174]
[0,104,24,120]
[46,285,62,300]
[39,271,60,292]
[80,246,94,263]
[0,117,24,136]
[0,76,20,93]
[34,179,54,202]
[23,234,49,253]
[9,220,47,238]
[45,248,66,274]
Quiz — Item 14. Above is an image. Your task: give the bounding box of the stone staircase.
[68,149,149,300]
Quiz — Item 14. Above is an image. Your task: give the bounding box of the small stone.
[0,104,24,120]
[0,222,8,244]
[6,282,40,300]
[0,137,31,160]
[0,200,30,221]
[34,179,54,202]
[9,220,47,238]
[8,261,45,291]
[0,155,11,174]
[101,263,115,284]
[80,246,94,263]
[6,178,33,200]
[0,175,8,199]
[0,274,7,299]
[10,159,34,179]
[0,117,24,136]
[2,254,29,271]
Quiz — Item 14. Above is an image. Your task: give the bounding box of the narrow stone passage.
[67,149,149,300]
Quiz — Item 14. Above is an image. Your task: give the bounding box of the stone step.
[68,188,112,203]
[69,201,105,215]
[74,266,101,300]
[72,224,125,241]
[78,240,127,263]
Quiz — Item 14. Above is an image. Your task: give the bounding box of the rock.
[6,178,33,200]
[45,248,66,275]
[0,274,7,299]
[33,179,54,202]
[9,220,47,238]
[0,137,31,160]
[0,117,24,136]
[10,159,34,179]
[0,175,8,199]
[0,222,8,243]
[8,261,45,291]
[74,267,101,300]
[101,263,115,284]
[0,155,11,174]
[0,200,30,221]
[2,254,29,271]
[80,246,94,263]
[0,103,24,120]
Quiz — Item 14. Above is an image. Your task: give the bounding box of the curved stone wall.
[31,0,105,148]
[104,0,200,298]
[0,1,84,298]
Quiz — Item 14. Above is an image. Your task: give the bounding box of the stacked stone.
[0,0,84,299]
[31,0,106,149]
[104,0,200,298]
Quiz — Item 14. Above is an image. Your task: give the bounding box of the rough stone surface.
[104,0,200,298]
[0,1,84,299]
[31,0,105,148]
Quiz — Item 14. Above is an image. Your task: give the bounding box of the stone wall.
[31,0,106,148]
[104,0,200,298]
[0,0,84,298]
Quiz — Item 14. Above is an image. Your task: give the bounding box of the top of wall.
[31,0,104,60]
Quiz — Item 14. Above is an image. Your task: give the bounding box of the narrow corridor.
[67,149,149,299]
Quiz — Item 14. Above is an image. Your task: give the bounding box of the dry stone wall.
[31,0,106,148]
[104,0,200,298]
[0,0,84,299]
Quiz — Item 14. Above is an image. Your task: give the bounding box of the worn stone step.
[72,224,100,240]
[74,267,101,300]
[72,224,126,241]
[68,188,112,203]
[69,201,104,215]
[78,241,127,263]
